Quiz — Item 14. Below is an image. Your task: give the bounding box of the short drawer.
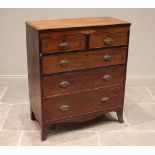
[89,31,128,49]
[42,86,124,122]
[42,65,125,97]
[41,35,86,53]
[42,47,127,74]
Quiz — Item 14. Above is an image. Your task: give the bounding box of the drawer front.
[41,35,86,53]
[89,31,128,49]
[42,65,125,97]
[42,47,127,74]
[43,86,124,122]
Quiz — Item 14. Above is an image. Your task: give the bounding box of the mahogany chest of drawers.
[26,17,131,141]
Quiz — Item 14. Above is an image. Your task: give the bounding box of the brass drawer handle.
[60,105,70,112]
[104,37,113,45]
[59,59,70,67]
[101,97,109,103]
[102,75,112,80]
[103,54,112,61]
[59,42,69,50]
[59,81,70,88]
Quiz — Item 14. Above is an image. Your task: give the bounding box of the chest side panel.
[26,24,42,123]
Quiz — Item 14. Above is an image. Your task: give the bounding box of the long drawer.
[42,47,127,74]
[42,65,125,97]
[42,86,124,122]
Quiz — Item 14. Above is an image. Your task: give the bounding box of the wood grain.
[26,24,42,124]
[42,86,124,122]
[41,35,86,53]
[44,107,123,124]
[26,17,131,140]
[89,31,128,48]
[42,47,127,74]
[42,65,125,97]
[40,26,130,38]
[26,17,130,30]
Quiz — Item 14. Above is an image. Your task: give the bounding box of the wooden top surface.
[26,17,130,30]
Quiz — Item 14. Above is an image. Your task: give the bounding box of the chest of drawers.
[26,17,131,141]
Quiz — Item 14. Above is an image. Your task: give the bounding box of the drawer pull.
[60,105,70,112]
[104,37,113,45]
[103,54,112,61]
[102,75,112,80]
[59,42,69,50]
[59,81,70,88]
[59,59,70,67]
[101,97,109,103]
